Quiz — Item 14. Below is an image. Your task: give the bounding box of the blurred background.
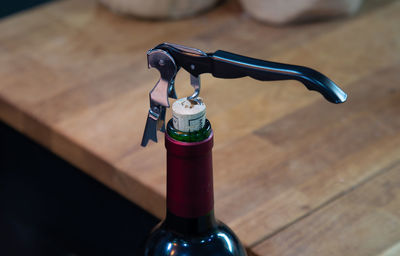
[1,0,365,23]
[1,0,53,18]
[1,0,399,256]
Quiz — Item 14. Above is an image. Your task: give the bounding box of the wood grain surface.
[0,0,399,255]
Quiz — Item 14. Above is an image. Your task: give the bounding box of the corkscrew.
[141,43,347,146]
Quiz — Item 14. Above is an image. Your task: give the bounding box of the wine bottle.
[142,98,247,256]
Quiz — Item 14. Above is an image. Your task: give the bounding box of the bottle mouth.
[167,119,212,143]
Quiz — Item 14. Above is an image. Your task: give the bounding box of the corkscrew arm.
[141,49,177,146]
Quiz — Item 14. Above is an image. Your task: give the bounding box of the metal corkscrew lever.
[141,42,347,146]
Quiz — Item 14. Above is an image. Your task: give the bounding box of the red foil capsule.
[165,131,214,219]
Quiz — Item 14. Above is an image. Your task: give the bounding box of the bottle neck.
[164,120,216,234]
[164,210,217,235]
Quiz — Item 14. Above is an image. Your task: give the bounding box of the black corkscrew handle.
[155,43,347,104]
[210,50,347,104]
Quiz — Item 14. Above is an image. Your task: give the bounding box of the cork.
[172,98,206,132]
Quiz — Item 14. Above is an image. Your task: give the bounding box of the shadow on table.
[0,121,159,256]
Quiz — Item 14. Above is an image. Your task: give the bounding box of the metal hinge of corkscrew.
[141,43,347,147]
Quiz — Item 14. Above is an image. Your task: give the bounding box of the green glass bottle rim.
[167,119,212,142]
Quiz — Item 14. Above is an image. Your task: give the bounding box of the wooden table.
[0,0,399,255]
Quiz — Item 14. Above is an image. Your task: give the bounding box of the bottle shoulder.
[143,220,247,256]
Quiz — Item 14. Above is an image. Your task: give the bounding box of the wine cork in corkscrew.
[172,98,206,132]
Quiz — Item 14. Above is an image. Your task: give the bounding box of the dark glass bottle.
[142,119,247,256]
